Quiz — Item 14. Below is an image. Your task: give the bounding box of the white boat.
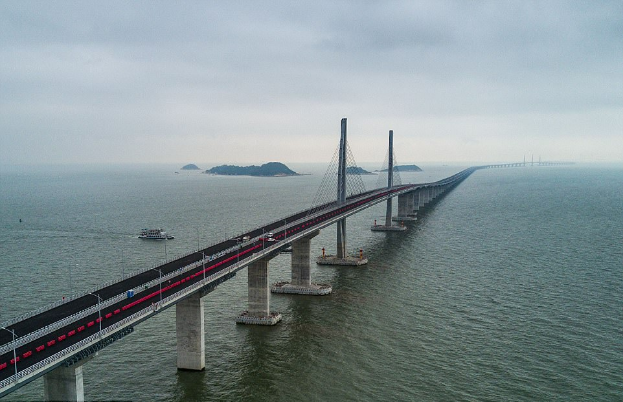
[138,228,174,240]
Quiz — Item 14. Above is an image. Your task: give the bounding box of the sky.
[1,1,622,167]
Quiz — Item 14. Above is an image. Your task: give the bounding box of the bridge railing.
[0,301,157,391]
[0,256,208,353]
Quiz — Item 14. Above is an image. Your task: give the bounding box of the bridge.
[0,119,565,400]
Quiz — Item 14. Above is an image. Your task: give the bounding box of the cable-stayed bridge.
[0,119,570,400]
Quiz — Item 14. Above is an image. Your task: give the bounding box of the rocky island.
[181,164,201,170]
[378,164,422,172]
[346,166,374,175]
[205,162,299,177]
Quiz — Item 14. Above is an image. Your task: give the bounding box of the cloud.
[1,1,622,165]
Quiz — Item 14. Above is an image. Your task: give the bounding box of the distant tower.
[336,118,347,259]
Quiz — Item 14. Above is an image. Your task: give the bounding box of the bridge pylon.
[372,130,407,232]
[317,118,368,266]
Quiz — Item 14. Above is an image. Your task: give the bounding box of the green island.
[346,166,374,175]
[205,162,299,177]
[378,164,422,172]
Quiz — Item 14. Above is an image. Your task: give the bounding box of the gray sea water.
[0,163,622,401]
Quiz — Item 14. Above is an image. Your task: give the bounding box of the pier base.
[371,224,407,232]
[235,311,282,325]
[271,282,332,295]
[176,293,205,371]
[237,258,281,325]
[316,255,368,266]
[391,216,417,222]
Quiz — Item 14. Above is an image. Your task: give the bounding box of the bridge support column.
[406,191,416,217]
[237,258,282,325]
[336,218,347,259]
[176,293,205,371]
[272,230,331,295]
[412,189,421,216]
[43,358,91,402]
[392,192,417,222]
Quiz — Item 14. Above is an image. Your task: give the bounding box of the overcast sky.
[1,1,622,166]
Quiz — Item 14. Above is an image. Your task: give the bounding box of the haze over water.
[1,164,622,401]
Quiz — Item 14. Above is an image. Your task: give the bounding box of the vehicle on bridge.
[259,233,276,242]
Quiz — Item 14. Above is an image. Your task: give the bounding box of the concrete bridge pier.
[176,293,205,370]
[237,257,282,325]
[392,192,417,222]
[272,230,332,295]
[420,187,430,208]
[411,189,421,216]
[406,190,417,218]
[43,357,93,402]
[417,189,425,212]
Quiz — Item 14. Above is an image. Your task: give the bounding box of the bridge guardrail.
[0,254,228,354]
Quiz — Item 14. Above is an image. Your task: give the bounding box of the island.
[181,164,201,170]
[346,166,375,175]
[205,162,300,177]
[378,164,422,172]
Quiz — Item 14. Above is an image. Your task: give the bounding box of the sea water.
[0,163,622,401]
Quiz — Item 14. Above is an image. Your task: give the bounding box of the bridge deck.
[0,168,478,395]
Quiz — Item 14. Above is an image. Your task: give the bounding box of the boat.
[138,228,174,240]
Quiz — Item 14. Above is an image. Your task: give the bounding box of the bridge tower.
[317,118,368,266]
[372,130,407,232]
[336,118,347,258]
